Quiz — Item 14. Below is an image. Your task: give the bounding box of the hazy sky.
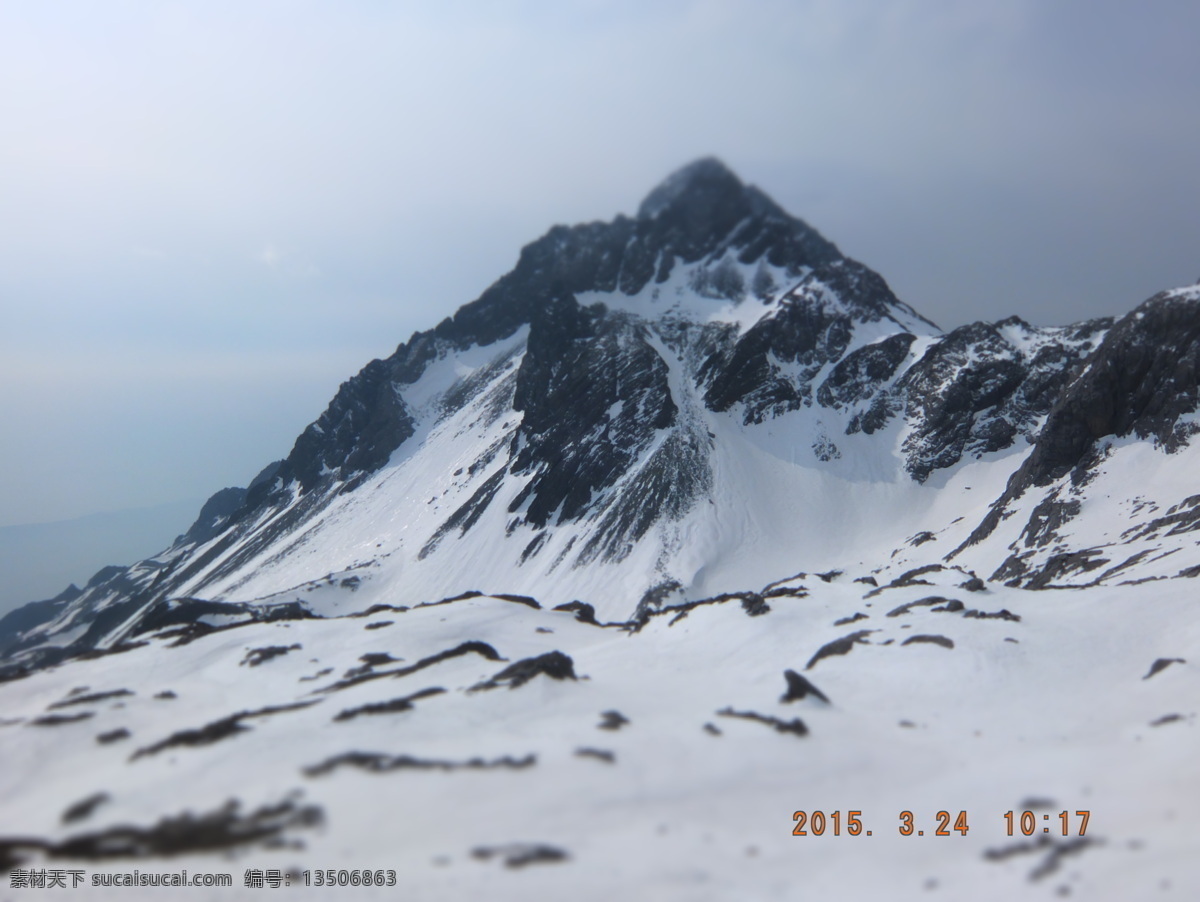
[1,0,1198,529]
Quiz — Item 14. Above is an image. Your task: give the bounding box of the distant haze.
[0,500,202,617]
[2,0,1198,537]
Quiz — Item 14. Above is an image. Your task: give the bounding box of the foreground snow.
[1,566,1195,900]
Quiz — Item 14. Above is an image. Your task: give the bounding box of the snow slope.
[0,568,1195,900]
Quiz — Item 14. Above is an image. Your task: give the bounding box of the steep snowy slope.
[5,159,1169,667]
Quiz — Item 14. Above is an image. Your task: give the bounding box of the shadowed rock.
[964,608,1020,622]
[574,747,615,763]
[1150,713,1183,726]
[717,707,808,737]
[598,710,629,731]
[886,597,959,617]
[130,701,318,760]
[240,645,301,668]
[303,752,535,777]
[61,793,111,825]
[983,835,1099,881]
[30,713,94,727]
[471,651,577,691]
[470,842,569,868]
[0,797,322,872]
[1143,657,1186,679]
[805,630,874,670]
[902,634,954,649]
[781,670,830,704]
[334,688,445,722]
[553,601,598,624]
[318,641,503,694]
[48,689,134,710]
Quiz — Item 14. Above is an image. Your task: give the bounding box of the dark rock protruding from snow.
[962,291,1200,554]
[472,651,578,691]
[805,630,875,670]
[716,706,808,737]
[0,798,323,872]
[902,635,955,649]
[1143,657,1186,679]
[598,710,630,731]
[781,669,831,704]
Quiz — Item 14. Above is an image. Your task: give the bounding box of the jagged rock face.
[510,297,676,530]
[1014,290,1200,490]
[892,317,1110,481]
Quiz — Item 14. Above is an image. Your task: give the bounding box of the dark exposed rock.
[553,601,598,624]
[805,630,874,670]
[902,635,954,649]
[240,645,301,668]
[1019,494,1082,549]
[0,797,322,871]
[896,317,1108,482]
[96,728,131,745]
[865,565,945,597]
[930,600,965,613]
[303,752,535,778]
[364,621,393,630]
[488,593,541,608]
[154,691,176,700]
[963,608,1020,622]
[29,713,94,727]
[130,702,318,760]
[341,652,401,679]
[333,688,445,722]
[886,597,959,617]
[817,332,916,408]
[1143,657,1186,679]
[961,295,1200,553]
[1149,713,1183,726]
[598,710,629,731]
[983,835,1099,881]
[471,651,577,691]
[318,641,503,694]
[781,670,830,704]
[1024,551,1110,589]
[716,707,808,737]
[183,486,249,545]
[48,689,134,710]
[574,747,615,763]
[61,793,110,825]
[834,612,868,626]
[470,842,568,869]
[739,593,771,616]
[637,590,783,630]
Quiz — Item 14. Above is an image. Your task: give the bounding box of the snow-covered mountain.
[1,159,1198,899]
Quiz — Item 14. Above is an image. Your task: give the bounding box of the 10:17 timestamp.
[791,810,1090,837]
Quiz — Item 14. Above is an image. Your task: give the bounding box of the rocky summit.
[1,160,1198,900]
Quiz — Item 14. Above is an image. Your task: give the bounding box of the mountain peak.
[636,157,746,220]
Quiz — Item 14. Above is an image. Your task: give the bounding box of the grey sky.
[1,0,1198,529]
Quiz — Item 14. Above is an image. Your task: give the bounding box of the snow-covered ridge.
[1,160,1197,672]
